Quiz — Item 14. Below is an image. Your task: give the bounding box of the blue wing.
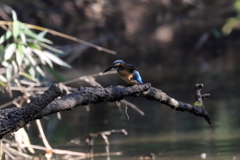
[132,71,143,84]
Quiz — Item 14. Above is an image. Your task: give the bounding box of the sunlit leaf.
[222,18,240,35]
[20,72,36,81]
[31,49,46,65]
[17,43,24,54]
[39,42,63,54]
[0,31,12,44]
[0,80,6,87]
[6,65,13,81]
[11,10,20,39]
[36,66,45,76]
[23,27,52,44]
[22,46,36,66]
[0,75,7,82]
[1,61,9,67]
[43,51,71,68]
[23,57,30,66]
[13,21,20,40]
[28,66,35,79]
[11,10,18,21]
[16,50,23,67]
[38,30,48,38]
[20,32,26,44]
[4,43,16,60]
[42,56,53,68]
[16,44,24,67]
[194,101,205,108]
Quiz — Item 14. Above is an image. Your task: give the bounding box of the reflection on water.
[28,96,240,160]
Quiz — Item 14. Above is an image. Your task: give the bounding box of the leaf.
[194,101,205,108]
[11,10,20,39]
[17,43,24,54]
[32,48,55,68]
[16,50,23,67]
[31,49,46,65]
[22,46,36,66]
[20,32,26,44]
[222,18,240,35]
[36,66,45,76]
[0,31,12,44]
[43,51,71,68]
[1,61,9,67]
[42,56,53,68]
[27,42,40,50]
[23,57,30,66]
[4,43,16,60]
[0,75,7,82]
[39,42,63,54]
[13,21,20,39]
[23,27,52,44]
[20,72,36,81]
[38,30,48,38]
[16,44,24,67]
[0,80,6,87]
[28,66,35,78]
[11,10,18,21]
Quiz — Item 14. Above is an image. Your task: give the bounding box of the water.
[28,97,240,160]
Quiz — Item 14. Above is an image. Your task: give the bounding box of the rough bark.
[0,83,65,138]
[0,83,211,138]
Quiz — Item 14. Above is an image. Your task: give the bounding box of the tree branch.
[0,83,211,138]
[0,83,66,138]
[140,86,211,124]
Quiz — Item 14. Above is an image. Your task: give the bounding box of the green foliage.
[0,10,71,88]
[222,0,240,35]
[194,101,205,108]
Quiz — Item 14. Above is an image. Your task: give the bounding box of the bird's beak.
[103,65,114,73]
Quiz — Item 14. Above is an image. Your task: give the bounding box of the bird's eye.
[114,63,120,66]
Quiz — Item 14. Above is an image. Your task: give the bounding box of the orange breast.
[117,70,140,85]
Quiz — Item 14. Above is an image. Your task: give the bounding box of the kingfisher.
[103,60,143,85]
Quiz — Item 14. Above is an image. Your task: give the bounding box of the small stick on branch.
[194,83,211,106]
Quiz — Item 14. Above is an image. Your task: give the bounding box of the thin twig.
[120,99,145,116]
[63,70,117,85]
[0,21,116,55]
[3,145,33,159]
[36,120,52,150]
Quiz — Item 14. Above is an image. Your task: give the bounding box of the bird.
[103,60,143,85]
